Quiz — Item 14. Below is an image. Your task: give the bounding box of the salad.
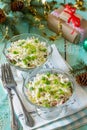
[26,72,73,107]
[6,37,49,68]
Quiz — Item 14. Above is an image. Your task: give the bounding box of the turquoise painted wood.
[0,0,87,130]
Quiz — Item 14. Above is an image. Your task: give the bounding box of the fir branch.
[5,17,20,36]
[0,25,9,41]
[10,25,20,35]
[69,60,87,75]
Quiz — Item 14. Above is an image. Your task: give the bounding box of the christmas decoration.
[76,72,87,86]
[0,0,86,42]
[11,1,24,12]
[47,4,87,44]
[0,9,6,23]
[69,60,87,86]
[74,0,86,11]
[83,39,87,51]
[23,0,31,6]
[0,0,58,41]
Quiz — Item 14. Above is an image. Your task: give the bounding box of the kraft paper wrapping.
[47,6,87,44]
[47,14,80,44]
[59,11,82,23]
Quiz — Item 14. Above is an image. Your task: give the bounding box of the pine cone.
[76,72,87,86]
[11,1,24,12]
[0,9,6,23]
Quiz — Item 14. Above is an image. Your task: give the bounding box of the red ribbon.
[64,4,80,28]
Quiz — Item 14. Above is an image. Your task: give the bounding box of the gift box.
[47,5,87,44]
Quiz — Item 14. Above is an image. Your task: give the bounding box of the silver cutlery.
[1,65,19,130]
[1,63,35,127]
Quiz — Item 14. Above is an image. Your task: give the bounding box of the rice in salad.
[7,37,49,68]
[26,72,73,107]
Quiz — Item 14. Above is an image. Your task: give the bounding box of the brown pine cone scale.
[11,1,24,12]
[76,72,87,86]
[0,9,6,23]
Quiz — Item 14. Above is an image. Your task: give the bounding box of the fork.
[1,65,19,130]
[1,63,35,127]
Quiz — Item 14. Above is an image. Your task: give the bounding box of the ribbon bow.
[64,4,80,28]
